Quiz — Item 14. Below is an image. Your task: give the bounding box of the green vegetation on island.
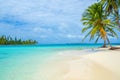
[0,35,38,45]
[81,0,120,48]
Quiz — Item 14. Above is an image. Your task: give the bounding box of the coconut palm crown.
[81,3,118,47]
[98,0,120,27]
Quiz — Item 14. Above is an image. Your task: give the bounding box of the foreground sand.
[36,48,120,80]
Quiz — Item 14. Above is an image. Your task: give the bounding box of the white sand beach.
[38,48,120,80]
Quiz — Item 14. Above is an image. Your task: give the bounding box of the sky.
[0,0,120,44]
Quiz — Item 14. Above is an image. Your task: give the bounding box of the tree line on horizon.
[0,35,38,45]
[81,0,120,48]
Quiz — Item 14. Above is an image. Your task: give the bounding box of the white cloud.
[0,0,99,43]
[65,34,83,39]
[33,27,52,33]
[0,0,96,23]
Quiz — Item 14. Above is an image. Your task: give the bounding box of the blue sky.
[0,0,120,44]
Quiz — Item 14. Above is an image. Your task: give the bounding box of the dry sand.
[35,48,120,80]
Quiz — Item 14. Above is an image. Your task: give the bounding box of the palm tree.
[81,3,118,47]
[98,0,120,27]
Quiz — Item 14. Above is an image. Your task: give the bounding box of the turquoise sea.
[0,44,119,80]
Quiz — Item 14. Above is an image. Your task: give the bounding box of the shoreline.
[1,46,120,80]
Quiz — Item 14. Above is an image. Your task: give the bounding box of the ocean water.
[0,44,119,80]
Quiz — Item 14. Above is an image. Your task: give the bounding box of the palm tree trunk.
[102,36,107,48]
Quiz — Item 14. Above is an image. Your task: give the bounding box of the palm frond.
[95,35,101,43]
[82,31,92,42]
[82,25,92,33]
[107,27,118,38]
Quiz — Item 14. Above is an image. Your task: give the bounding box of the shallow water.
[0,44,119,80]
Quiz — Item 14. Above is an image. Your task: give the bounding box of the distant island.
[0,35,38,45]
